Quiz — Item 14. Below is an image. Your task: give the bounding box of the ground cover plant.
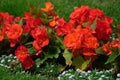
[0,0,120,80]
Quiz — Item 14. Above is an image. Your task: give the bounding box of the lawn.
[0,0,120,80]
[0,0,120,25]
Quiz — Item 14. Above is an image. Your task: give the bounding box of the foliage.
[0,0,120,25]
[0,66,48,80]
[58,69,115,80]
[0,1,120,76]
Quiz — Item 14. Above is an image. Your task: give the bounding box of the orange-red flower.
[49,20,56,28]
[33,36,49,51]
[6,24,23,40]
[111,40,120,48]
[0,30,4,42]
[64,26,83,50]
[70,6,90,25]
[89,8,104,24]
[84,36,99,49]
[95,17,112,41]
[118,24,120,38]
[31,27,49,51]
[41,2,54,12]
[83,48,98,62]
[15,45,29,60]
[64,26,99,50]
[23,13,42,33]
[15,45,34,69]
[102,42,112,55]
[20,56,34,70]
[30,27,48,39]
[56,18,74,36]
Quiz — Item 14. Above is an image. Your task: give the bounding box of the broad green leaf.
[45,52,59,59]
[28,47,37,54]
[95,47,106,55]
[44,46,61,59]
[105,48,120,64]
[63,49,72,66]
[91,17,97,30]
[72,56,84,69]
[83,22,89,27]
[55,36,65,49]
[81,59,91,70]
[25,42,32,46]
[29,4,43,17]
[35,58,47,67]
[18,19,23,25]
[58,65,67,73]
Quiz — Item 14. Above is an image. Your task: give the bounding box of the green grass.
[0,66,49,80]
[0,0,120,25]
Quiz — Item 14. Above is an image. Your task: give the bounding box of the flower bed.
[0,1,120,79]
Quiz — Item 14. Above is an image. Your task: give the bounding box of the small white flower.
[101,75,105,78]
[87,70,91,73]
[76,69,81,72]
[69,75,74,79]
[99,71,103,74]
[0,63,4,66]
[9,54,13,57]
[1,59,5,63]
[8,60,11,62]
[62,71,66,75]
[117,73,120,77]
[50,70,53,72]
[98,77,103,80]
[96,72,99,75]
[65,73,71,76]
[57,76,61,80]
[116,78,120,80]
[88,76,92,80]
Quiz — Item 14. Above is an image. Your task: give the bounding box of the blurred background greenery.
[0,0,119,25]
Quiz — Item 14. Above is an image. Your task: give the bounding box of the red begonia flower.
[102,42,112,55]
[6,24,23,40]
[15,46,34,69]
[111,40,120,48]
[89,8,104,24]
[95,18,112,41]
[41,2,54,12]
[84,36,99,49]
[33,37,49,51]
[0,30,4,42]
[20,56,34,70]
[70,6,90,25]
[64,26,83,50]
[31,27,49,51]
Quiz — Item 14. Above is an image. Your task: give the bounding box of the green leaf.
[29,4,43,17]
[58,65,67,73]
[45,51,59,59]
[105,48,120,64]
[25,42,32,46]
[95,47,106,55]
[28,47,37,54]
[55,36,65,49]
[81,59,91,70]
[18,19,23,25]
[35,46,61,66]
[44,46,61,59]
[91,17,97,30]
[63,49,72,66]
[35,58,47,67]
[72,56,84,69]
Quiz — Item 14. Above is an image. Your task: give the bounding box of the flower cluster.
[0,2,56,69]
[0,2,120,71]
[55,5,120,69]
